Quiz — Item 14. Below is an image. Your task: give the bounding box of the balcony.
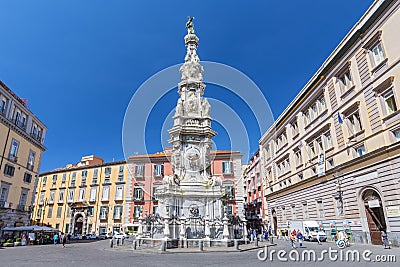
[15,119,27,130]
[30,132,42,142]
[99,215,107,220]
[27,163,34,171]
[0,201,12,208]
[8,154,18,163]
[113,214,121,220]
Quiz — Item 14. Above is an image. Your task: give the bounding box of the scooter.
[336,238,349,249]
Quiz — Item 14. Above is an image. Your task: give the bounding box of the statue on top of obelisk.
[186,16,195,34]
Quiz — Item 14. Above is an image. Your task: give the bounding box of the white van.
[289,220,327,242]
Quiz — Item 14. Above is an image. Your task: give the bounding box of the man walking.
[53,233,59,245]
[62,233,67,248]
[296,230,303,248]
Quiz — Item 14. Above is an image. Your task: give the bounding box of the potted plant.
[14,238,22,246]
[4,239,14,247]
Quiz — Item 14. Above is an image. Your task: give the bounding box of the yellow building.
[0,80,47,228]
[32,156,129,235]
[260,0,400,246]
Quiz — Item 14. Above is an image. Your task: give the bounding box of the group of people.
[53,232,68,247]
[288,229,304,248]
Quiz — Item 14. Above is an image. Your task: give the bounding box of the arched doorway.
[272,209,277,236]
[74,214,84,234]
[362,189,387,245]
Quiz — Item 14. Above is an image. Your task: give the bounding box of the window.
[67,189,75,203]
[115,185,124,200]
[135,165,145,177]
[291,205,296,220]
[4,164,15,177]
[337,66,354,94]
[317,200,325,218]
[18,189,28,210]
[24,172,32,183]
[309,142,315,158]
[316,137,323,154]
[303,95,327,126]
[383,91,398,115]
[36,208,42,220]
[113,205,123,220]
[52,175,58,184]
[99,206,108,220]
[93,168,98,178]
[346,110,363,135]
[395,130,400,141]
[58,189,65,203]
[49,191,55,204]
[104,167,111,177]
[154,164,164,177]
[42,176,47,185]
[133,187,143,201]
[102,186,110,201]
[62,173,67,183]
[222,161,233,175]
[356,145,366,157]
[56,207,62,218]
[225,185,235,198]
[47,207,53,218]
[27,150,35,171]
[82,170,88,178]
[324,132,333,149]
[153,206,158,215]
[78,188,85,202]
[71,172,76,181]
[66,206,71,218]
[227,205,233,215]
[39,192,45,205]
[8,139,19,162]
[89,188,97,202]
[291,121,299,138]
[30,123,43,142]
[119,165,124,174]
[327,158,334,169]
[152,186,158,201]
[133,206,142,218]
[371,42,385,66]
[302,203,308,219]
[294,150,302,166]
[281,207,286,223]
[0,95,8,114]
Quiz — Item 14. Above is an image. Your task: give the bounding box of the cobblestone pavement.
[0,238,398,267]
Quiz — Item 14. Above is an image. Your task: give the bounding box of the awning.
[1,225,58,232]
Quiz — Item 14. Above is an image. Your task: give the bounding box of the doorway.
[362,189,387,245]
[74,215,84,234]
[272,209,277,236]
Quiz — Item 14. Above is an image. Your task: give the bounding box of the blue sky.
[0,0,374,172]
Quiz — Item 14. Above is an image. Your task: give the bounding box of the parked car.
[99,233,108,240]
[113,232,128,239]
[85,234,99,240]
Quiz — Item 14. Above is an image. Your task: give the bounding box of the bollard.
[270,235,274,245]
[250,235,254,242]
[199,240,204,251]
[122,238,124,245]
[110,238,114,248]
[234,239,240,250]
[132,240,137,250]
[161,240,166,252]
[254,238,258,247]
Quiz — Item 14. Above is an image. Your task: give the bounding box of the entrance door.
[272,209,277,236]
[362,189,386,245]
[75,215,84,234]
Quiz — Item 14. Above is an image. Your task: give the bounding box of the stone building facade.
[260,0,400,246]
[0,80,47,228]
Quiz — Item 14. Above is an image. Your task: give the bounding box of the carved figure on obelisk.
[186,16,195,34]
[202,98,210,117]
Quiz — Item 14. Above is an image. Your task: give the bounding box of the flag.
[338,112,343,124]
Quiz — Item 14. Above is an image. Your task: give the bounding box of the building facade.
[32,156,129,235]
[243,150,265,232]
[260,0,400,246]
[0,81,47,228]
[33,150,243,235]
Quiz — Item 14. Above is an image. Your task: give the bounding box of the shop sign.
[368,199,380,208]
[386,206,400,217]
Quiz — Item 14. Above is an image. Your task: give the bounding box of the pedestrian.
[292,228,297,238]
[62,233,67,248]
[316,231,321,245]
[53,233,59,245]
[381,230,391,249]
[264,229,269,241]
[289,232,296,248]
[296,230,303,248]
[253,228,257,241]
